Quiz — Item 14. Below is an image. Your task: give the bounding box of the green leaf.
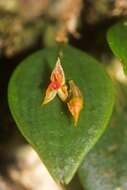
[79,82,127,190]
[8,45,114,184]
[107,20,127,74]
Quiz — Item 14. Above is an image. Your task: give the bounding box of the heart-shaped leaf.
[79,82,127,190]
[107,20,127,74]
[8,45,114,184]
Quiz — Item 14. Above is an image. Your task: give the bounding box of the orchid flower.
[43,57,68,105]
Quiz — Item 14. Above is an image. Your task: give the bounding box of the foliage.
[107,20,127,74]
[79,82,127,190]
[8,45,114,184]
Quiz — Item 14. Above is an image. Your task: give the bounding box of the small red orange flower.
[43,57,68,105]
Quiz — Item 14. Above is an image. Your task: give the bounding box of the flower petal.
[51,57,65,86]
[58,85,68,102]
[42,84,57,105]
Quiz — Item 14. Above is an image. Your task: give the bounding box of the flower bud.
[67,80,83,126]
